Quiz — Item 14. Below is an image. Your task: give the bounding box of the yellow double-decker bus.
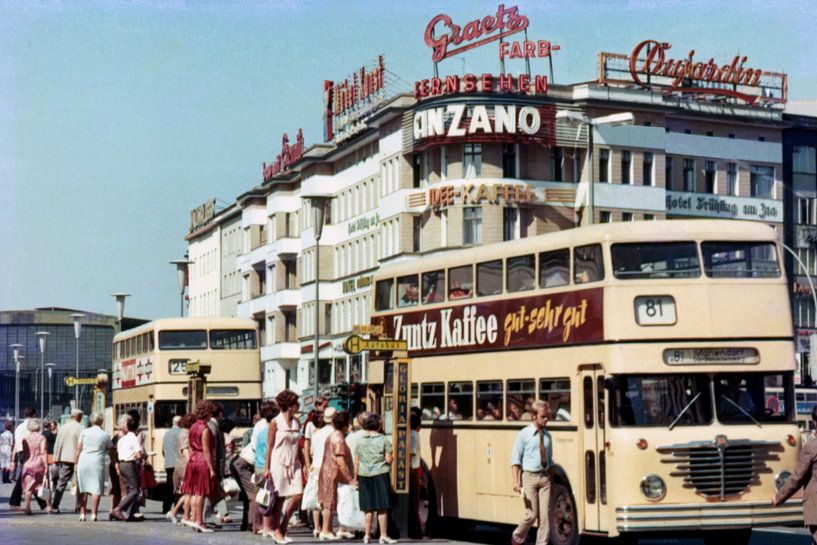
[370,219,801,545]
[112,317,261,485]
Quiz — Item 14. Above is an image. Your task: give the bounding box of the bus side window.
[477,380,503,420]
[583,376,594,428]
[397,274,419,307]
[375,279,394,310]
[574,244,605,284]
[447,382,474,420]
[540,378,571,421]
[539,248,570,288]
[422,270,445,304]
[411,383,419,410]
[477,260,503,296]
[449,265,473,299]
[507,379,535,421]
[507,254,535,293]
[421,383,445,421]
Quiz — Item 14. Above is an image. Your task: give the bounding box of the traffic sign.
[64,376,98,387]
[352,324,384,336]
[344,335,407,354]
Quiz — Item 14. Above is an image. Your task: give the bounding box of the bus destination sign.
[374,288,603,356]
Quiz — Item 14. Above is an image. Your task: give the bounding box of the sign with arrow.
[64,376,99,387]
[343,335,407,354]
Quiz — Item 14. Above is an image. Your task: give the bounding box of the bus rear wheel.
[702,529,751,545]
[549,482,578,545]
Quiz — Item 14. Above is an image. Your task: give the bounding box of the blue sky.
[1,0,815,319]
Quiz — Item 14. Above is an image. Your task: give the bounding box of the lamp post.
[10,344,23,424]
[555,110,635,225]
[310,195,332,395]
[35,331,50,419]
[170,258,193,317]
[45,362,56,420]
[70,313,85,411]
[112,293,130,332]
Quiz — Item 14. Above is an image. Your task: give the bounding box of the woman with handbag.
[317,410,356,540]
[232,401,278,533]
[20,418,50,515]
[75,411,112,521]
[262,390,305,544]
[180,401,218,533]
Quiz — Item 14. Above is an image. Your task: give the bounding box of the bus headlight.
[775,471,792,490]
[640,475,666,501]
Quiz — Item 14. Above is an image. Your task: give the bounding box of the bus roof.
[374,219,778,279]
[113,316,258,342]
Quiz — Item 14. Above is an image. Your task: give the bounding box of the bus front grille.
[658,438,782,501]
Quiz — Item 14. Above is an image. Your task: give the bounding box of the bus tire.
[549,482,579,545]
[418,462,438,537]
[702,529,751,545]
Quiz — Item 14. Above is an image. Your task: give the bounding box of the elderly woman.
[75,411,112,521]
[111,414,143,521]
[181,401,217,533]
[20,418,49,515]
[0,420,14,483]
[167,413,193,525]
[317,410,355,540]
[354,413,397,544]
[263,390,305,543]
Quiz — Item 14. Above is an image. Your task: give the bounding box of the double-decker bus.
[112,317,261,485]
[369,219,802,545]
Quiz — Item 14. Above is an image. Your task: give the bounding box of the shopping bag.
[37,481,51,502]
[255,477,276,514]
[337,484,365,530]
[301,473,318,511]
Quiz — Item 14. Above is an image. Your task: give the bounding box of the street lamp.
[35,331,50,419]
[70,313,85,410]
[555,110,635,225]
[111,292,130,331]
[10,344,23,424]
[305,194,333,395]
[170,257,194,317]
[45,363,56,420]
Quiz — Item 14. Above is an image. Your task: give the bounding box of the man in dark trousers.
[161,415,182,515]
[773,405,817,544]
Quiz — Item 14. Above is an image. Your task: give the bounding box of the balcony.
[275,289,300,310]
[261,342,301,361]
[273,237,300,257]
[236,292,275,317]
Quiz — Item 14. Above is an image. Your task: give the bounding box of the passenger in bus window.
[716,377,756,420]
[424,285,443,304]
[399,284,419,307]
[447,399,463,420]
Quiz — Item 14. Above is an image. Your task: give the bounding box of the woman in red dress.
[181,401,217,533]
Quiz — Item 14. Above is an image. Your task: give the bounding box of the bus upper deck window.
[375,279,394,310]
[539,249,570,288]
[477,381,503,421]
[397,275,419,307]
[702,241,781,278]
[507,255,535,293]
[421,383,445,421]
[507,379,535,421]
[158,330,207,350]
[540,378,571,421]
[449,265,473,300]
[422,270,445,304]
[611,242,700,279]
[447,381,474,420]
[477,260,503,296]
[574,244,604,284]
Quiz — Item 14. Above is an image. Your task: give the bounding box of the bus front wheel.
[549,482,578,545]
[702,529,751,545]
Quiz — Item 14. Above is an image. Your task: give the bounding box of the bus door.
[579,365,608,534]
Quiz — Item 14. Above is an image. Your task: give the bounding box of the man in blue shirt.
[510,400,553,545]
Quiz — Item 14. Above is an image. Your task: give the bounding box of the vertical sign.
[392,359,411,494]
[95,389,105,415]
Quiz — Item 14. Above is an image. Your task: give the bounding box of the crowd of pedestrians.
[3,396,407,544]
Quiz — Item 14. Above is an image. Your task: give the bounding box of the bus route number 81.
[634,295,677,326]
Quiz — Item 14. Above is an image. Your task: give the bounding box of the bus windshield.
[611,242,700,279]
[610,374,712,427]
[702,241,780,278]
[714,372,794,424]
[158,330,207,350]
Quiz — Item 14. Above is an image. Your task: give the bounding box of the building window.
[412,154,421,188]
[413,216,421,252]
[683,159,695,192]
[440,209,448,247]
[599,211,612,223]
[502,144,516,178]
[642,152,653,186]
[621,150,631,184]
[726,163,738,196]
[644,214,655,221]
[503,207,519,241]
[793,146,817,176]
[551,147,564,182]
[799,198,817,225]
[750,165,774,198]
[599,149,609,183]
[622,212,633,222]
[463,206,483,245]
[464,143,482,178]
[705,161,716,194]
[441,146,448,180]
[573,153,581,183]
[665,157,673,189]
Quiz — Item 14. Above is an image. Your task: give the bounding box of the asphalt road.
[0,482,812,544]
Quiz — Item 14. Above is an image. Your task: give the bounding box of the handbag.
[255,477,277,514]
[37,480,51,502]
[222,476,240,496]
[140,464,158,489]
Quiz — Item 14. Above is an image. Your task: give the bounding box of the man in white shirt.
[111,415,143,521]
[51,408,84,512]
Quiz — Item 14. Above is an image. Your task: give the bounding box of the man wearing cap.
[52,408,84,513]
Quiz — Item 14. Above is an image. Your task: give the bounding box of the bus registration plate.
[634,296,676,325]
[169,359,188,374]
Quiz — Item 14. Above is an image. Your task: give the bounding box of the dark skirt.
[358,473,391,512]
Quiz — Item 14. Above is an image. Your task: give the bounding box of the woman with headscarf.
[75,411,112,521]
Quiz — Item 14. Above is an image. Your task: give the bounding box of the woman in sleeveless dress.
[181,401,217,533]
[317,410,355,539]
[21,419,49,515]
[263,390,304,543]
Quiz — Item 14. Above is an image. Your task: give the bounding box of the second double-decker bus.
[370,219,802,545]
[112,317,261,486]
